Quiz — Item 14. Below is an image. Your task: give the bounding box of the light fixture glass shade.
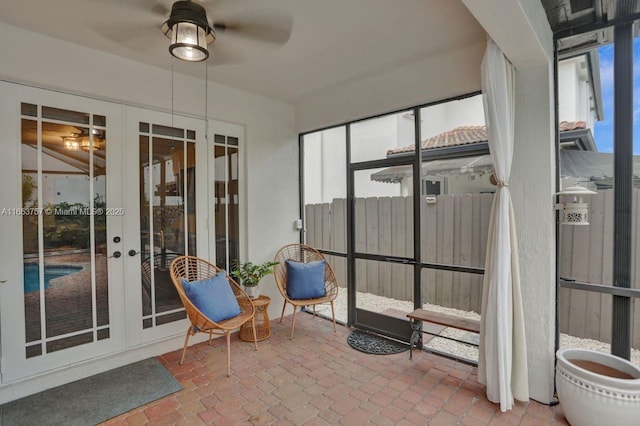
[170,22,208,61]
[64,137,79,151]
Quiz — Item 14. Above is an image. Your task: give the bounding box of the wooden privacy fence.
[307,189,640,348]
[559,188,640,348]
[305,193,493,314]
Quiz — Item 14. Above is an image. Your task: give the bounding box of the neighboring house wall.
[421,95,486,140]
[558,56,598,130]
[304,95,488,203]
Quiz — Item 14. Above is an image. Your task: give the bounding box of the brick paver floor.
[102,313,568,425]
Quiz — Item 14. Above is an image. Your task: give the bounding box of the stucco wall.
[511,64,556,404]
[295,41,485,133]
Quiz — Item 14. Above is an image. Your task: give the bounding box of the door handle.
[109,251,122,259]
[128,250,140,257]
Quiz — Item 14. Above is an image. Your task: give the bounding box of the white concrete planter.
[244,285,259,300]
[556,348,640,426]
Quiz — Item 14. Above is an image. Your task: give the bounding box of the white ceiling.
[0,0,485,104]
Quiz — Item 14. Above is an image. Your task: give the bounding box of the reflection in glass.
[46,333,94,354]
[214,144,227,269]
[42,120,93,338]
[22,117,41,348]
[213,135,240,272]
[140,136,152,317]
[151,136,183,314]
[94,131,109,327]
[227,146,239,267]
[42,106,90,124]
[140,124,196,328]
[21,103,110,356]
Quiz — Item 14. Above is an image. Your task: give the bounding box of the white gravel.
[314,287,640,366]
[315,287,480,361]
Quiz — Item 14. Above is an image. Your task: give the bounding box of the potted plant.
[230,260,279,299]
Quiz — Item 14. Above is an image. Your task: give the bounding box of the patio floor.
[102,313,568,425]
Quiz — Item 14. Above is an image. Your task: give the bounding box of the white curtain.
[478,38,529,412]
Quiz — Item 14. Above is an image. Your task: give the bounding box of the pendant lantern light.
[162,1,215,62]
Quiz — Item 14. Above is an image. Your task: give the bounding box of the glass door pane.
[124,107,206,344]
[139,122,197,329]
[213,133,240,272]
[23,106,113,355]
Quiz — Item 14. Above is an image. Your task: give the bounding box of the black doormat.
[0,357,182,426]
[347,329,409,355]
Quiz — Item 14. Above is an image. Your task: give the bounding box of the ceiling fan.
[88,0,293,65]
[106,0,293,64]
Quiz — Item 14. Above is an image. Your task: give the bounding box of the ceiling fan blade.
[88,0,170,16]
[90,22,164,53]
[151,2,171,16]
[211,9,292,46]
[208,42,246,66]
[214,21,292,46]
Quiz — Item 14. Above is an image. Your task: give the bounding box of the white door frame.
[0,82,125,382]
[122,106,208,346]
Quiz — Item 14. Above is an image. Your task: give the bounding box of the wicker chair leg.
[330,301,336,332]
[208,330,213,344]
[251,317,258,350]
[312,305,316,318]
[279,300,287,323]
[180,326,192,365]
[226,331,231,377]
[290,307,297,339]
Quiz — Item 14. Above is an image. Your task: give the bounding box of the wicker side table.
[239,295,271,341]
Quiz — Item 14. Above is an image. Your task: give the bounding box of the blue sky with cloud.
[593,38,640,153]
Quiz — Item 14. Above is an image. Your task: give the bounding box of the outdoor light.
[81,138,99,151]
[161,1,215,62]
[63,137,79,151]
[555,186,597,225]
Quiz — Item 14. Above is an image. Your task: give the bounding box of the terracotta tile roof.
[387,125,487,155]
[387,121,589,156]
[559,120,587,131]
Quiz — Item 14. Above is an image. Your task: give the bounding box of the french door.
[0,83,125,381]
[123,106,208,345]
[0,84,242,383]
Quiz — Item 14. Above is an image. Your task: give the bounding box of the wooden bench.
[407,308,480,360]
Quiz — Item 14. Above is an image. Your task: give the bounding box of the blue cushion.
[285,259,326,300]
[181,271,241,323]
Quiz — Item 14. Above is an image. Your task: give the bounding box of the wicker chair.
[169,255,257,376]
[273,244,338,339]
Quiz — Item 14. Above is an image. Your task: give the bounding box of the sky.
[592,37,640,153]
